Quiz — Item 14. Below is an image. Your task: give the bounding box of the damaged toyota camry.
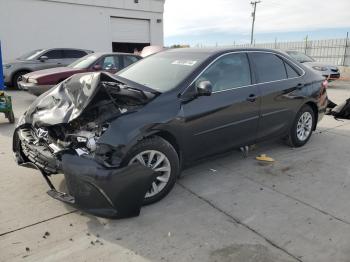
[13,48,328,218]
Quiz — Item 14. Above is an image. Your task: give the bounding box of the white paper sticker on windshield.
[172,60,197,66]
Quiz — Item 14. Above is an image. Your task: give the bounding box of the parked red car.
[19,52,141,96]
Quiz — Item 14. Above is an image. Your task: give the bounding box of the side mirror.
[39,56,48,62]
[196,80,213,96]
[93,64,102,70]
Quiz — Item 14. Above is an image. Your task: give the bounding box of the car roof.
[164,47,289,57]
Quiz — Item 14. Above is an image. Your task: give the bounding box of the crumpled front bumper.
[13,127,157,219]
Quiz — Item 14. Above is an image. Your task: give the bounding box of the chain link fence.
[231,36,350,66]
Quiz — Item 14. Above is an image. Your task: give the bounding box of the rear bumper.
[13,127,156,219]
[18,81,53,95]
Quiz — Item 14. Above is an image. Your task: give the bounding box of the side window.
[198,53,251,92]
[100,56,120,70]
[124,55,140,67]
[284,61,300,78]
[252,53,287,83]
[43,50,64,59]
[63,50,87,58]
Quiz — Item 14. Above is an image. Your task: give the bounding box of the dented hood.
[24,72,157,127]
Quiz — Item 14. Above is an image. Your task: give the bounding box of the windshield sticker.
[172,60,197,66]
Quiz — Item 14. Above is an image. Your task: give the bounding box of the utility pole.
[250,1,261,45]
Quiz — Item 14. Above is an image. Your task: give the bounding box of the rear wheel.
[123,136,180,205]
[286,105,315,147]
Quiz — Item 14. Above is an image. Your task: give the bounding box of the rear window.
[124,55,140,67]
[63,50,87,58]
[284,62,300,78]
[252,53,287,83]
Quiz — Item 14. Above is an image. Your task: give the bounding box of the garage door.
[110,17,150,43]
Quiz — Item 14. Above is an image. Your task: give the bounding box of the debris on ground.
[256,154,275,165]
[42,231,50,239]
[25,247,30,252]
[209,169,217,173]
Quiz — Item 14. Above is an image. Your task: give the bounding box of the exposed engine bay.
[15,72,157,174]
[13,72,158,219]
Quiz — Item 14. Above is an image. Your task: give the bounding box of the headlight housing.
[3,64,12,69]
[28,78,38,84]
[312,66,328,71]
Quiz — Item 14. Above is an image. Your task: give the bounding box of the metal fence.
[196,36,350,66]
[230,37,350,66]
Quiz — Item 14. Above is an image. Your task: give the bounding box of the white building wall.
[0,0,164,61]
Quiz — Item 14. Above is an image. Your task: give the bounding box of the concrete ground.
[0,80,349,262]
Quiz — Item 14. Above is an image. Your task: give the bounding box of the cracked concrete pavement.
[0,79,349,262]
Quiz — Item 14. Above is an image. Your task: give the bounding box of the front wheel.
[286,105,315,147]
[123,136,180,205]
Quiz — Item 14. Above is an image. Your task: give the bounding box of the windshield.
[287,51,314,63]
[117,51,209,92]
[17,49,45,60]
[68,54,97,69]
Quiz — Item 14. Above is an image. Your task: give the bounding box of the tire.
[7,111,15,124]
[122,136,180,205]
[286,104,315,147]
[12,71,29,89]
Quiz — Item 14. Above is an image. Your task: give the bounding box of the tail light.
[322,79,328,89]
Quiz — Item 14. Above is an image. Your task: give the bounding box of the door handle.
[246,94,257,102]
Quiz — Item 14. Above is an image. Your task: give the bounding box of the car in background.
[285,50,340,80]
[19,52,141,96]
[3,48,93,89]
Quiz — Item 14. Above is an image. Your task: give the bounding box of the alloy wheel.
[296,111,313,141]
[128,150,171,198]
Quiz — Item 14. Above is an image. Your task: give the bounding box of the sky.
[163,0,350,46]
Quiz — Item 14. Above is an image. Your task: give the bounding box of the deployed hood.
[24,67,83,79]
[23,72,157,127]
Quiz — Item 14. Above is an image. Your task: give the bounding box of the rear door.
[63,49,88,65]
[249,52,303,140]
[181,52,261,161]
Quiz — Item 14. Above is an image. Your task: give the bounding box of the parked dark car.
[13,48,328,218]
[19,52,141,96]
[3,48,93,89]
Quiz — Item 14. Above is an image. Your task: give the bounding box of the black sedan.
[13,48,328,218]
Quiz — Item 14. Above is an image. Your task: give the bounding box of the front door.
[181,52,261,162]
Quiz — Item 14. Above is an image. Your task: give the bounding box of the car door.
[38,49,65,69]
[62,49,88,65]
[181,52,261,161]
[248,52,304,140]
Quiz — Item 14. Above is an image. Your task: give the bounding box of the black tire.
[122,136,180,205]
[12,71,29,89]
[7,111,15,124]
[286,104,315,147]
